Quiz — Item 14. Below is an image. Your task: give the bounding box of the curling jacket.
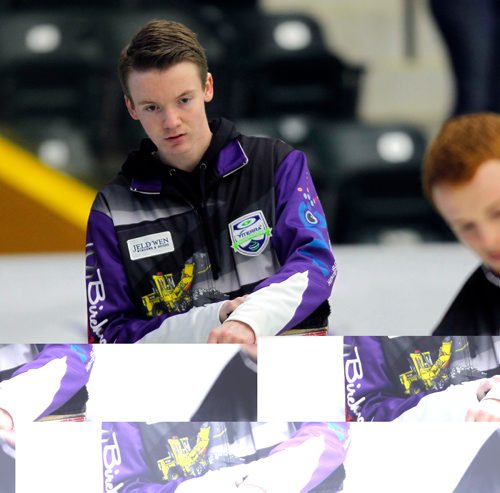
[86,118,336,343]
[102,421,348,493]
[433,266,500,335]
[344,335,500,421]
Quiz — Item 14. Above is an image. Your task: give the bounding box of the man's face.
[432,159,500,273]
[125,61,213,172]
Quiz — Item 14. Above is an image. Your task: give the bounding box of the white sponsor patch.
[127,231,174,261]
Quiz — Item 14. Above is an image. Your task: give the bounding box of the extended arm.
[224,150,336,337]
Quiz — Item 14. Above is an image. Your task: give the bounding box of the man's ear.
[125,95,139,120]
[204,73,214,103]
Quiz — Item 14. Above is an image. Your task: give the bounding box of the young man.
[422,112,500,334]
[344,335,500,422]
[86,20,336,343]
[102,421,348,493]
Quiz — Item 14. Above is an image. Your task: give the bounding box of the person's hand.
[475,375,500,401]
[219,297,247,323]
[208,321,256,344]
[465,397,500,421]
[465,379,500,421]
[240,343,258,363]
[0,408,15,447]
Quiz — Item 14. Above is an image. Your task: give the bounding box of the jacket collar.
[483,265,500,288]
[126,118,246,194]
[216,138,249,177]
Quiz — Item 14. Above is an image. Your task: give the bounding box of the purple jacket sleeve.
[269,422,348,491]
[344,336,434,421]
[11,344,93,420]
[86,208,172,343]
[102,422,188,493]
[252,150,336,332]
[86,209,223,344]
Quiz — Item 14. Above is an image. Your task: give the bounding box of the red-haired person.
[423,112,500,334]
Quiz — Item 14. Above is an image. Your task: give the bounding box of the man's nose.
[162,109,180,129]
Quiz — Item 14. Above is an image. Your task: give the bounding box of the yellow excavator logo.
[400,339,453,394]
[157,424,211,481]
[142,263,194,317]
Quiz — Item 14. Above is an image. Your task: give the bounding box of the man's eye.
[179,97,191,105]
[144,105,157,112]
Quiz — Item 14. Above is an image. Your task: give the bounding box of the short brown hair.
[118,19,208,97]
[423,112,500,201]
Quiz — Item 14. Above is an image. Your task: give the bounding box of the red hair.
[423,112,500,201]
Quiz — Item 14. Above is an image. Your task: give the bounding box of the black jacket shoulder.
[433,266,500,335]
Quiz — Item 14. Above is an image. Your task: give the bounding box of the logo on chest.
[229,210,272,256]
[127,231,174,261]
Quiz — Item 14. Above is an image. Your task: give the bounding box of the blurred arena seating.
[236,117,452,243]
[0,1,453,245]
[0,9,111,181]
[0,11,109,125]
[309,120,452,243]
[225,10,363,119]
